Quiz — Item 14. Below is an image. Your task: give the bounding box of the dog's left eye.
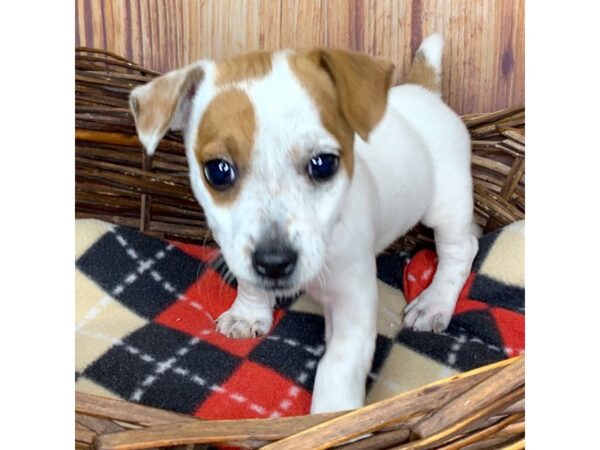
[203,159,236,189]
[307,154,340,182]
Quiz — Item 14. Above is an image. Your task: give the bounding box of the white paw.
[402,290,455,333]
[216,306,273,339]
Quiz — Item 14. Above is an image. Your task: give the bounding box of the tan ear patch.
[129,66,204,155]
[195,88,256,205]
[308,49,394,142]
[215,51,273,86]
[288,53,355,176]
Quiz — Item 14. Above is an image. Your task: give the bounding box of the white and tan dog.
[129,34,478,413]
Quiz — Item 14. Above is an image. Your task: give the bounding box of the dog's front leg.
[403,227,478,333]
[310,260,378,413]
[216,281,275,338]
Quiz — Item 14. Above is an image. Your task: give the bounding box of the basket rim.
[77,356,524,449]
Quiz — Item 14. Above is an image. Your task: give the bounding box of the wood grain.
[76,392,198,427]
[411,357,524,438]
[433,413,524,450]
[75,0,524,114]
[260,357,519,450]
[392,386,525,449]
[95,413,345,449]
[92,358,519,450]
[76,357,524,450]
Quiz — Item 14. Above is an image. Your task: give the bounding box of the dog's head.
[130,49,393,295]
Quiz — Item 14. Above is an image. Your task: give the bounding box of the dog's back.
[352,34,472,252]
[393,34,473,229]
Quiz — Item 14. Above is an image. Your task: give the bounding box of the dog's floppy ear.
[308,49,394,141]
[129,64,204,156]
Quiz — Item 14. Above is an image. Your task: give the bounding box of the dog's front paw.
[402,291,455,333]
[216,307,273,339]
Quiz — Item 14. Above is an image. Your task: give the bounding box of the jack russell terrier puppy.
[129,33,478,414]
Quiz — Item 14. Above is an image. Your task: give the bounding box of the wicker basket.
[75,48,525,449]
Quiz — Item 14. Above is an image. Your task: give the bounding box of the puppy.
[129,34,478,414]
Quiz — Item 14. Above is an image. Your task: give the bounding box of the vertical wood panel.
[129,0,143,64]
[280,0,327,50]
[363,0,413,86]
[325,0,363,51]
[418,0,524,113]
[256,0,282,52]
[75,0,81,47]
[107,0,130,60]
[498,0,524,113]
[139,0,154,68]
[75,0,524,114]
[88,0,107,50]
[208,0,258,58]
[101,0,115,56]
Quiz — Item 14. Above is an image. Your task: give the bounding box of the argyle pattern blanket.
[75,219,524,419]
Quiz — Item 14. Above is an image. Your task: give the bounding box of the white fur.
[134,37,477,414]
[304,84,477,412]
[187,51,349,294]
[418,33,444,75]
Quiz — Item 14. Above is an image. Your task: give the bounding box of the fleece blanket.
[75,219,524,419]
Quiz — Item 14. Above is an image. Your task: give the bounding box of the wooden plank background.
[75,0,524,114]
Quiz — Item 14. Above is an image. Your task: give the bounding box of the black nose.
[252,242,298,280]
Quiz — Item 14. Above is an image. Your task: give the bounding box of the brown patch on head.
[406,51,441,94]
[215,51,273,86]
[288,53,356,176]
[195,88,256,205]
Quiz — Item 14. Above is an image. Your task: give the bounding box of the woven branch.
[75,356,524,450]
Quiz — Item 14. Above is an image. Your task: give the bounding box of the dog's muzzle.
[251,237,298,281]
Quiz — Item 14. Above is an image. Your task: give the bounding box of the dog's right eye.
[203,159,236,189]
[307,153,339,182]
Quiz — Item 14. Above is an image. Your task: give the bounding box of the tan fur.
[130,66,204,144]
[289,49,394,176]
[215,51,273,86]
[406,51,441,94]
[195,88,256,204]
[133,49,393,204]
[288,53,356,176]
[307,49,394,142]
